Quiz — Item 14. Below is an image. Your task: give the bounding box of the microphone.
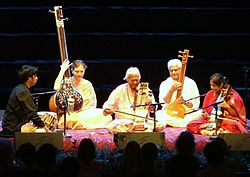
[184,100,223,115]
[130,102,165,108]
[31,91,56,96]
[184,94,206,102]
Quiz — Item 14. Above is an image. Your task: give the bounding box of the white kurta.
[103,83,156,132]
[156,76,201,127]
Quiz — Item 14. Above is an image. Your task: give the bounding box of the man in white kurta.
[103,67,155,132]
[156,59,201,127]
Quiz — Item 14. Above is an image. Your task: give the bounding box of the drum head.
[37,111,57,118]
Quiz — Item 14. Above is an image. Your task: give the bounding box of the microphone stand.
[132,102,165,132]
[149,105,156,132]
[185,101,223,115]
[60,91,72,138]
[185,101,223,137]
[213,103,219,136]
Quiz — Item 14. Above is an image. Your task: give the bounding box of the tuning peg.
[178,50,185,54]
[178,54,194,58]
[63,17,69,21]
[48,10,54,14]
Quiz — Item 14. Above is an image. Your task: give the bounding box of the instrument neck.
[57,26,70,78]
[55,6,70,78]
[177,63,187,98]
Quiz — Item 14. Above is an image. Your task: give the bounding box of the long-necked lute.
[49,6,83,113]
[166,49,193,118]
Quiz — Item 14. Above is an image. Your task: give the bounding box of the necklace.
[126,84,132,104]
[126,85,138,111]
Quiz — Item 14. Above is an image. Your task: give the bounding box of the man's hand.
[170,81,182,92]
[103,108,114,116]
[43,126,52,133]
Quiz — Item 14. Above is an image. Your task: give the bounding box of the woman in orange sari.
[187,73,247,136]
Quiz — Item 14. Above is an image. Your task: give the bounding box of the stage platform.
[1,117,250,155]
[0,121,210,154]
[62,127,210,155]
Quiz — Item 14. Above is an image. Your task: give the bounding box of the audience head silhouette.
[212,136,229,156]
[175,130,196,155]
[141,142,158,163]
[204,140,225,166]
[16,142,36,166]
[36,143,58,169]
[120,140,142,172]
[77,138,96,165]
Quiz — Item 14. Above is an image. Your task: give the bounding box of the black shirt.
[2,83,45,135]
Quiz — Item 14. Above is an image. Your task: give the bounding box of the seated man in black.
[0,65,51,136]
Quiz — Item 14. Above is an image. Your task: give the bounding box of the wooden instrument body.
[49,6,83,113]
[207,84,232,130]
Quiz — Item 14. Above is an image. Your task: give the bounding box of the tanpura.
[166,49,193,119]
[49,6,83,114]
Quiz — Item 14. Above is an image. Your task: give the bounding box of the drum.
[37,111,58,131]
[21,112,58,133]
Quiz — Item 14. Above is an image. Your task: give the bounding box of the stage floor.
[62,127,210,154]
[0,122,209,153]
[1,118,250,155]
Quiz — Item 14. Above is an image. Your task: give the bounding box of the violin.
[207,84,232,131]
[220,84,232,102]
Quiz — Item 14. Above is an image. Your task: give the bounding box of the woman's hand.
[60,59,72,73]
[201,110,210,118]
[219,101,230,109]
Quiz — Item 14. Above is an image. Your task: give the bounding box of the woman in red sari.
[187,73,247,136]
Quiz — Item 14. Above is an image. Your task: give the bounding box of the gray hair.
[123,66,141,80]
[167,59,182,69]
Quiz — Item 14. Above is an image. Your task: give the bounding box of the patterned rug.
[60,127,210,155]
[2,119,250,154]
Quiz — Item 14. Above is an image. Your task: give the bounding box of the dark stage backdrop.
[0,1,250,116]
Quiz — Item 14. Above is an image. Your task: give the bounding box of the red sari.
[187,89,247,134]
